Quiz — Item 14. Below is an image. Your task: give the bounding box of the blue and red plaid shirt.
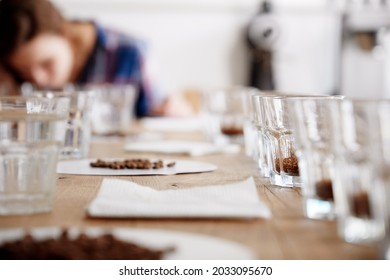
[77,23,161,117]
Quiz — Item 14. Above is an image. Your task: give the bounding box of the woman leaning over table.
[0,0,193,116]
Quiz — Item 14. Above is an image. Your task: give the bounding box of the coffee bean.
[0,229,170,260]
[221,126,244,136]
[315,179,334,201]
[90,159,176,170]
[352,191,371,218]
[274,155,300,176]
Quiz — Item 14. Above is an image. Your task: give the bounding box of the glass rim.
[22,82,136,91]
[0,95,70,117]
[0,95,71,102]
[255,94,343,101]
[205,86,262,95]
[28,89,95,97]
[341,97,390,104]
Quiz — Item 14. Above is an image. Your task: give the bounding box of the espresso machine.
[246,0,278,91]
[246,0,390,98]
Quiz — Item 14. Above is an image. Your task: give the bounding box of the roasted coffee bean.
[90,159,176,170]
[0,230,170,260]
[274,155,300,176]
[315,179,334,201]
[90,159,108,168]
[125,163,136,169]
[352,191,371,218]
[284,156,300,176]
[221,127,244,136]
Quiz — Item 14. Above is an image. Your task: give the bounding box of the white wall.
[52,0,340,95]
[52,0,258,95]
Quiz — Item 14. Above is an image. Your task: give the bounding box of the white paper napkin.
[87,177,271,219]
[124,140,240,156]
[140,117,204,132]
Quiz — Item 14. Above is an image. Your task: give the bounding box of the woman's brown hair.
[0,0,64,63]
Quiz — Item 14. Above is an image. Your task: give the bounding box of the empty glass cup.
[242,87,262,159]
[251,94,272,178]
[89,85,137,137]
[0,96,70,215]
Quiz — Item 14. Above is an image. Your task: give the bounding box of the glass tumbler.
[330,99,386,244]
[90,85,137,137]
[25,90,94,159]
[202,87,250,145]
[251,94,272,178]
[288,96,343,220]
[261,96,301,187]
[0,96,69,215]
[365,100,390,256]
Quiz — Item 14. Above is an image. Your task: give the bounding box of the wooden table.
[0,129,380,260]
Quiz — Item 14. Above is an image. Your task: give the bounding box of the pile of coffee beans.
[0,230,171,260]
[275,155,300,176]
[221,126,244,136]
[315,179,334,201]
[90,159,176,170]
[352,191,371,218]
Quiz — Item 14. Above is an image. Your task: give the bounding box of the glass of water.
[25,90,95,159]
[0,96,70,215]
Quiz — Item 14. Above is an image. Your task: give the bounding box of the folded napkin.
[141,117,204,132]
[87,177,271,219]
[124,140,240,157]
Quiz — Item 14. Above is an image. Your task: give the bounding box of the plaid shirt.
[77,23,161,117]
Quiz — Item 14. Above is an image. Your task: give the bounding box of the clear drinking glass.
[202,87,250,145]
[25,90,94,159]
[251,94,272,178]
[330,99,386,244]
[261,96,301,187]
[365,100,390,257]
[288,96,343,220]
[372,161,390,259]
[0,96,69,215]
[89,85,137,137]
[242,87,262,159]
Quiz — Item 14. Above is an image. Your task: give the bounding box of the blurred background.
[52,0,390,98]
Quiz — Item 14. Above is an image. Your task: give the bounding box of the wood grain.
[0,132,380,259]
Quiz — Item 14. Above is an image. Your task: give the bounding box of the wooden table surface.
[0,129,380,260]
